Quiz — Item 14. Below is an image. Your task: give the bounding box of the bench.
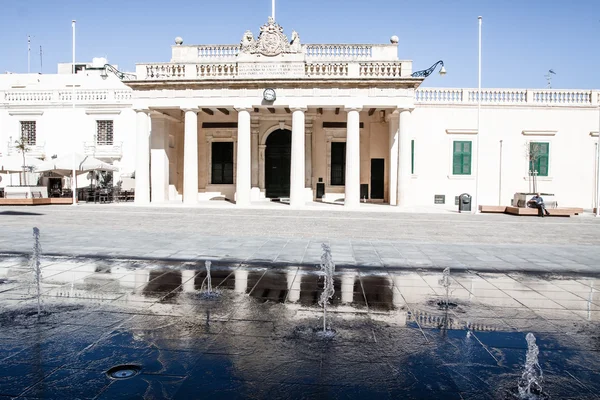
[479,205,506,213]
[505,206,583,217]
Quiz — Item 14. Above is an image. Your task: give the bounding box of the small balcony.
[83,141,123,159]
[7,143,45,158]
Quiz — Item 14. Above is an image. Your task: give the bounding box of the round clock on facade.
[263,88,276,101]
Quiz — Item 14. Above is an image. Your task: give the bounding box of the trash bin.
[458,193,471,213]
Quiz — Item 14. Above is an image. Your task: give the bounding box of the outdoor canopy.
[34,153,117,176]
[0,155,43,173]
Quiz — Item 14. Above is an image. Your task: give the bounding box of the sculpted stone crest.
[240,17,301,57]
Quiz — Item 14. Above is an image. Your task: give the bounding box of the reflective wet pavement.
[1,257,599,399]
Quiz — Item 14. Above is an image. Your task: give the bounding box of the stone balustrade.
[136,59,410,80]
[416,88,598,107]
[197,45,240,60]
[83,141,123,159]
[7,143,45,157]
[3,89,132,105]
[304,44,374,59]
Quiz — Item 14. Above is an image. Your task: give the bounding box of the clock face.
[263,88,276,101]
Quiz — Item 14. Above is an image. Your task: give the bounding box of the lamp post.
[596,104,600,217]
[99,64,136,81]
[411,60,447,78]
[71,19,77,206]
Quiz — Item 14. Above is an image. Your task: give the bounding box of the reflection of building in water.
[4,258,598,324]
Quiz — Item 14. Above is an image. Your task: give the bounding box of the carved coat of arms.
[240,17,301,57]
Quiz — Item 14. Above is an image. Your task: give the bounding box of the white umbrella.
[0,155,43,173]
[35,153,118,205]
[35,153,117,175]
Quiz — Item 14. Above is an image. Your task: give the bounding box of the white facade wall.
[411,103,599,209]
[2,68,599,210]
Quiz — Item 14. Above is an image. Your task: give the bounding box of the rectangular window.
[331,142,346,185]
[20,121,36,145]
[96,120,114,145]
[529,142,549,177]
[452,141,472,175]
[411,139,415,174]
[211,142,234,184]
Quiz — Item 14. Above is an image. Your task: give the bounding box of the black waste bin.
[458,193,471,213]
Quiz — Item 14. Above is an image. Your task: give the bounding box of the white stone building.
[1,18,599,210]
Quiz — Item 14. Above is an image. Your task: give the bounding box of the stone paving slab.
[0,205,599,274]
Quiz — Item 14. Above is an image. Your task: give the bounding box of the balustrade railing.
[146,64,186,79]
[7,143,45,157]
[196,63,238,78]
[417,88,597,107]
[83,141,123,158]
[4,91,54,103]
[305,44,373,59]
[305,63,348,77]
[3,89,132,105]
[359,62,402,78]
[197,45,240,59]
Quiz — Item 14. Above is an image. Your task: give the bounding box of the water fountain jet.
[318,243,335,333]
[517,333,545,399]
[438,267,451,309]
[30,227,42,318]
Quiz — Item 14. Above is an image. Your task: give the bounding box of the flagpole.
[72,20,77,206]
[272,0,275,20]
[473,16,482,214]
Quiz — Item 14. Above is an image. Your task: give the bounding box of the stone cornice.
[125,78,422,91]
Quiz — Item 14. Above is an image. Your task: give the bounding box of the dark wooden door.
[265,129,291,198]
[370,158,384,199]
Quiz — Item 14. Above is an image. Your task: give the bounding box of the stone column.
[236,107,251,206]
[344,107,362,208]
[286,270,302,303]
[182,269,196,293]
[258,144,266,189]
[251,118,259,187]
[150,114,169,203]
[290,107,306,207]
[234,269,248,294]
[388,111,399,205]
[134,109,151,205]
[397,109,412,206]
[341,273,355,304]
[305,119,313,192]
[183,108,199,205]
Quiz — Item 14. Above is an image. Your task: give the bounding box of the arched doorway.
[265,129,291,199]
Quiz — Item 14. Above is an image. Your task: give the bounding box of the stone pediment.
[240,17,302,57]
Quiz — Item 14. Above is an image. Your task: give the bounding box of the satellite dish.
[0,176,3,182]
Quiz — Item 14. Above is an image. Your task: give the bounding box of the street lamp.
[99,64,136,81]
[411,60,447,78]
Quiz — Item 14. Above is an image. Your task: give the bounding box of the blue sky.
[0,0,598,89]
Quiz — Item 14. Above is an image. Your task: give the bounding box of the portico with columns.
[128,17,420,208]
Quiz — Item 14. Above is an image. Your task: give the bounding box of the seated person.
[528,193,550,217]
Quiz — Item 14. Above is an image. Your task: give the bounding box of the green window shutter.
[453,141,472,175]
[530,142,549,177]
[411,140,415,174]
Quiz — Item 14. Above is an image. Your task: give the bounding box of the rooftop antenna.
[27,35,31,73]
[544,69,556,89]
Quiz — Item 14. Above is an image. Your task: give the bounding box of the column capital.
[133,108,151,114]
[235,105,253,112]
[289,106,308,112]
[344,106,363,112]
[181,107,199,113]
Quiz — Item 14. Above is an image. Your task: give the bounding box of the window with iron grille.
[20,121,36,145]
[96,120,114,145]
